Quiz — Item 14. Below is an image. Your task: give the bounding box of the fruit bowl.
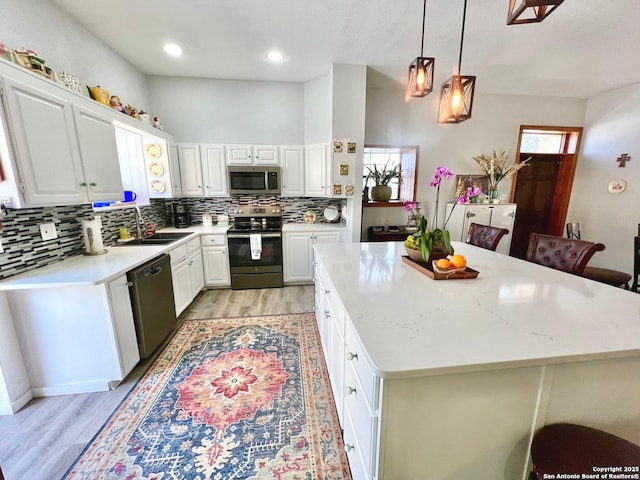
[432,261,467,274]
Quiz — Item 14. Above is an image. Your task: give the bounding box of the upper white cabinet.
[280,145,305,197]
[304,143,329,197]
[201,144,228,196]
[226,144,279,165]
[0,74,123,206]
[177,143,228,197]
[168,142,182,197]
[445,203,517,255]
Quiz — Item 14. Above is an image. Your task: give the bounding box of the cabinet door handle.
[324,309,330,319]
[89,182,97,187]
[324,289,330,294]
[466,212,475,218]
[508,211,515,217]
[344,444,354,453]
[79,181,87,187]
[345,385,357,395]
[346,351,358,361]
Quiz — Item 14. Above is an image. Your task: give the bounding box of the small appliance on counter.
[171,202,190,228]
[80,216,106,255]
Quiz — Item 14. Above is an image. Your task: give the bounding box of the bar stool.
[530,423,640,480]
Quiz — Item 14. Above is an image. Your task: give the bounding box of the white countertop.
[314,241,640,379]
[0,225,229,290]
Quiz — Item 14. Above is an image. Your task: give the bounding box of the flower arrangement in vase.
[472,150,530,200]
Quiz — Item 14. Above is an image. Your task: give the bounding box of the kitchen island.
[313,241,640,480]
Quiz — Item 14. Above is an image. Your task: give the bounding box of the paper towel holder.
[81,216,108,255]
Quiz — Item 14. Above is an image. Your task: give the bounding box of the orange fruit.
[435,258,453,269]
[449,254,467,268]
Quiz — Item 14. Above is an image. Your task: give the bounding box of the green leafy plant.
[403,213,454,260]
[365,160,402,186]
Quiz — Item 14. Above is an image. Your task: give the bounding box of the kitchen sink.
[115,231,193,246]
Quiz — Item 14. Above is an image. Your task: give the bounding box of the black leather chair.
[529,423,640,480]
[633,236,640,292]
[526,233,605,275]
[465,223,509,252]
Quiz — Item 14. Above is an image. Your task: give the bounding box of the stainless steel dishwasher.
[127,254,177,358]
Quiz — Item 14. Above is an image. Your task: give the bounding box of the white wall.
[364,85,587,240]
[1,0,150,110]
[147,76,304,144]
[304,72,332,144]
[566,82,640,274]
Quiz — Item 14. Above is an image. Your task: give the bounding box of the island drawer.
[343,405,373,480]
[344,357,377,474]
[345,322,380,410]
[319,269,345,336]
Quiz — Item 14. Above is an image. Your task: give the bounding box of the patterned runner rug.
[63,313,351,480]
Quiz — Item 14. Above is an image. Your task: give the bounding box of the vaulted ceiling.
[53,0,640,98]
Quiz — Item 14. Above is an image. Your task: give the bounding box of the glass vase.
[488,186,499,200]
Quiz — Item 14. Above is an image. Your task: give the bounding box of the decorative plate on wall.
[150,180,166,193]
[148,161,164,177]
[607,179,626,193]
[146,143,162,158]
[304,211,316,223]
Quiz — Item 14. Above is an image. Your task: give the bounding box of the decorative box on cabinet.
[445,203,516,255]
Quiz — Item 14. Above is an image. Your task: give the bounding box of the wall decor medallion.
[333,140,343,153]
[347,141,356,153]
[150,180,166,193]
[616,153,631,167]
[345,184,354,196]
[146,143,162,158]
[340,163,349,175]
[148,161,164,177]
[607,179,626,194]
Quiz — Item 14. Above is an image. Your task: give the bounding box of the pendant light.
[438,0,475,123]
[507,0,564,25]
[407,0,435,98]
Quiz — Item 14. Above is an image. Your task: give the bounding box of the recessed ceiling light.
[266,50,285,63]
[163,44,183,56]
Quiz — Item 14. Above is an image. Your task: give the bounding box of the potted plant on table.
[365,160,402,202]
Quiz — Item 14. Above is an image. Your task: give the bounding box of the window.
[363,146,418,204]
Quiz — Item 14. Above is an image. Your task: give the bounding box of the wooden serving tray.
[401,256,480,280]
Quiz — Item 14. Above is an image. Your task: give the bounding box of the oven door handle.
[227,233,282,239]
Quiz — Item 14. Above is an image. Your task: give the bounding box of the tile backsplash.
[0,196,345,279]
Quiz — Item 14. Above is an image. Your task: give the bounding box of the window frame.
[362,145,419,207]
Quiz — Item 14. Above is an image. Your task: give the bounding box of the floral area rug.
[63,313,351,480]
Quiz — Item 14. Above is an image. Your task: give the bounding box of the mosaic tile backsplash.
[0,196,345,279]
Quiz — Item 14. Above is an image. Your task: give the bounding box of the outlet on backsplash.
[39,223,58,241]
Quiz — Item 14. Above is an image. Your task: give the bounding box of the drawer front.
[320,270,345,336]
[201,234,226,246]
[344,359,377,474]
[169,244,188,263]
[343,402,373,480]
[187,237,201,252]
[345,322,380,410]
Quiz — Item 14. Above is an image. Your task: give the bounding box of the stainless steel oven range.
[227,205,283,290]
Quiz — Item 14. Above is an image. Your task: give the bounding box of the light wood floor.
[0,285,315,480]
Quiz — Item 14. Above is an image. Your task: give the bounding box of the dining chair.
[526,233,605,275]
[465,222,509,252]
[529,423,640,480]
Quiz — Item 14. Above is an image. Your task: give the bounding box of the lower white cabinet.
[445,203,517,255]
[201,234,230,286]
[170,238,204,316]
[5,275,140,396]
[283,226,343,284]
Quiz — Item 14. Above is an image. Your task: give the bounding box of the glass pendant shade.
[438,75,476,124]
[507,0,564,25]
[407,56,435,97]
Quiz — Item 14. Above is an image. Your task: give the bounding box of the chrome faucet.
[134,205,144,239]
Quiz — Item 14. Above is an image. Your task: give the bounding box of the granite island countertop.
[313,240,640,379]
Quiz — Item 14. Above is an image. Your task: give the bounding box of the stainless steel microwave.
[228,166,281,195]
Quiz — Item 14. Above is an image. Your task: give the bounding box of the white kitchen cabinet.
[283,226,343,283]
[177,144,204,196]
[6,275,140,396]
[168,142,182,197]
[280,145,305,196]
[304,143,329,196]
[200,144,228,196]
[445,203,517,255]
[0,73,124,206]
[169,238,204,316]
[177,143,227,197]
[201,234,230,286]
[226,144,279,165]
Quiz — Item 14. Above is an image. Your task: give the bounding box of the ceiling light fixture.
[163,44,183,56]
[266,51,285,63]
[407,0,435,98]
[507,0,564,25]
[438,0,476,124]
